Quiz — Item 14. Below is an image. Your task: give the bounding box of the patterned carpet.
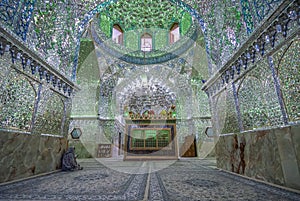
[0,158,299,201]
[0,167,147,201]
[150,160,300,201]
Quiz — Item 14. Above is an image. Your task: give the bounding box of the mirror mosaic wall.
[0,46,72,136]
[1,0,299,187]
[0,0,299,151]
[0,0,288,80]
[205,1,299,134]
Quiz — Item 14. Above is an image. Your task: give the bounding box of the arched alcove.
[0,70,36,132]
[112,24,124,45]
[141,33,153,52]
[170,23,180,44]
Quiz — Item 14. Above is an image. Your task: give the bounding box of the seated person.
[62,147,83,171]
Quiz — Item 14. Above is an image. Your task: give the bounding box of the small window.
[169,23,180,44]
[112,25,123,45]
[141,33,152,52]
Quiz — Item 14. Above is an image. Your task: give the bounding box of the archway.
[69,0,212,163]
[72,0,209,81]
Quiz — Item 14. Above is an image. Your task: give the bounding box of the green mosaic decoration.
[77,39,96,74]
[100,120,115,142]
[96,1,195,62]
[1,0,294,139]
[92,17,199,66]
[29,1,77,78]
[99,14,111,38]
[239,78,267,130]
[194,85,210,117]
[0,0,286,79]
[63,99,72,135]
[0,54,12,83]
[205,0,248,72]
[72,40,100,117]
[181,12,192,36]
[125,30,139,51]
[273,39,300,123]
[154,29,168,50]
[100,0,185,31]
[0,70,36,131]
[34,89,64,135]
[238,59,283,131]
[221,86,239,134]
[211,88,240,135]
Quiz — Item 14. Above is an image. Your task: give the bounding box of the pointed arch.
[112,24,124,45]
[141,33,152,52]
[170,23,180,44]
[73,0,208,80]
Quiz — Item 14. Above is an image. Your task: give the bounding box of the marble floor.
[0,158,299,201]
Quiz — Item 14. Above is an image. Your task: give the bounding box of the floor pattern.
[0,167,146,200]
[150,160,300,201]
[0,158,299,201]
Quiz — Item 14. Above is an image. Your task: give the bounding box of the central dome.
[100,0,189,31]
[90,0,201,65]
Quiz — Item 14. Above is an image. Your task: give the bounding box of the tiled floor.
[0,158,299,201]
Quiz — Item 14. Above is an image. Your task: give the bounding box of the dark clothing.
[62,147,82,171]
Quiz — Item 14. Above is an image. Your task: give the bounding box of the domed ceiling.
[89,0,198,65]
[0,0,286,80]
[100,0,189,31]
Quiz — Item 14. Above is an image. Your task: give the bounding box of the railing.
[202,0,299,97]
[0,24,80,97]
[201,0,300,134]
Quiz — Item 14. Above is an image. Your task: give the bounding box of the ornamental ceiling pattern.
[0,0,284,80]
[100,0,186,31]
